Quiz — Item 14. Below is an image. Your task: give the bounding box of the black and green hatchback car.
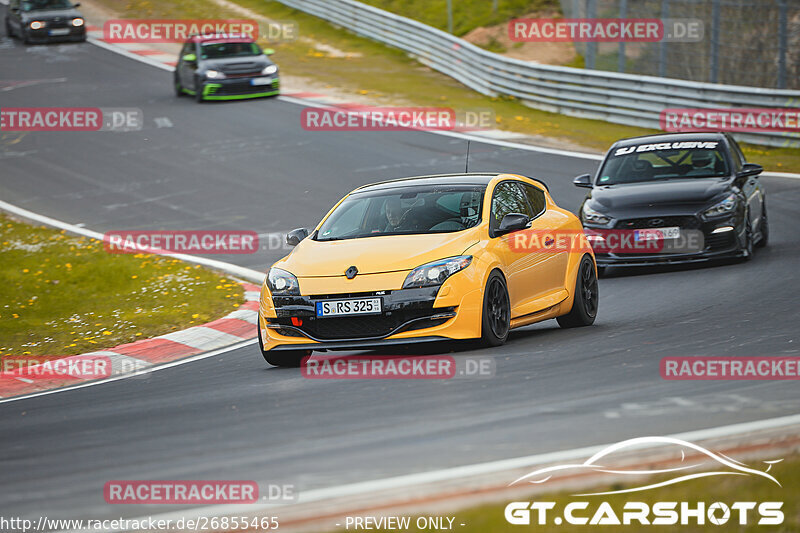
[174,33,279,102]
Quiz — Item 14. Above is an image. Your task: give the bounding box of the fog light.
[711,226,734,234]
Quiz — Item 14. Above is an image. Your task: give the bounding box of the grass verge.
[357,0,559,37]
[333,454,799,533]
[94,0,800,172]
[0,214,244,357]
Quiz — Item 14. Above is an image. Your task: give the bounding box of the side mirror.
[263,48,276,56]
[286,228,309,247]
[573,174,593,188]
[737,163,763,179]
[181,53,197,63]
[496,213,529,236]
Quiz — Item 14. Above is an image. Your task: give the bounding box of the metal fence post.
[586,0,597,70]
[447,0,453,34]
[659,0,669,78]
[710,0,720,83]
[618,0,627,73]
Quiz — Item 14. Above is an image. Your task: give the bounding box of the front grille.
[210,80,279,95]
[615,216,700,230]
[47,19,69,28]
[270,307,452,341]
[220,62,261,74]
[299,309,438,340]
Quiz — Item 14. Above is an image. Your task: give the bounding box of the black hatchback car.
[574,132,767,272]
[5,0,86,43]
[174,34,280,102]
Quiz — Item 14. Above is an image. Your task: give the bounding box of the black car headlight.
[403,256,472,289]
[30,21,46,29]
[262,65,278,75]
[581,203,611,225]
[72,17,85,27]
[703,193,738,218]
[267,268,300,296]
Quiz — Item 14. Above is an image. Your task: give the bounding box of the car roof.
[612,132,727,148]
[187,33,255,45]
[353,173,548,193]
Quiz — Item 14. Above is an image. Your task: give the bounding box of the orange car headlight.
[402,256,472,289]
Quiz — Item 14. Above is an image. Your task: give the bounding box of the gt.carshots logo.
[504,437,784,526]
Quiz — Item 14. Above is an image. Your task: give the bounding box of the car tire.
[480,271,510,347]
[22,29,31,44]
[174,72,184,97]
[740,215,754,261]
[257,323,309,368]
[4,18,13,39]
[756,204,769,248]
[194,77,205,103]
[557,255,598,328]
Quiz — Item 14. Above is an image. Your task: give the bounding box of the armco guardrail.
[275,0,800,148]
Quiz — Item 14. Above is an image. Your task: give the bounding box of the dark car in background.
[574,132,768,273]
[174,34,280,102]
[5,0,85,43]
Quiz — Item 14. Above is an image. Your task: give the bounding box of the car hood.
[202,56,272,74]
[22,8,81,20]
[276,231,480,278]
[590,178,731,210]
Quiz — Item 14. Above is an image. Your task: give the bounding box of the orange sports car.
[258,173,598,366]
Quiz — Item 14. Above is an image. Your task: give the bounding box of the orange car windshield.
[316,186,485,241]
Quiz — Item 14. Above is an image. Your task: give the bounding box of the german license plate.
[250,77,272,86]
[316,298,382,318]
[49,28,71,36]
[635,226,680,241]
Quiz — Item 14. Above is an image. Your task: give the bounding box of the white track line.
[58,411,800,533]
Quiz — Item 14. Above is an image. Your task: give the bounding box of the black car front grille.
[47,18,69,28]
[705,231,737,251]
[615,216,700,230]
[211,80,278,95]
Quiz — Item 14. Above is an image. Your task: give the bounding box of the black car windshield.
[200,42,261,59]
[21,0,73,11]
[598,143,730,186]
[316,185,485,241]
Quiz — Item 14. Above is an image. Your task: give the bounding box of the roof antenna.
[465,140,471,173]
